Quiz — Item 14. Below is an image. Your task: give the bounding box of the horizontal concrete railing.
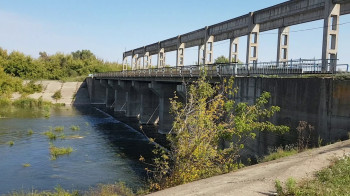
[124,0,350,57]
[93,59,349,79]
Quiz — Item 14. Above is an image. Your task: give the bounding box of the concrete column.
[105,85,114,108]
[176,37,185,67]
[89,79,107,104]
[133,81,159,124]
[136,55,142,70]
[131,51,137,71]
[246,13,260,68]
[277,27,290,67]
[144,52,151,69]
[204,27,214,65]
[157,48,165,68]
[117,80,140,117]
[149,82,178,134]
[322,0,340,73]
[113,80,127,112]
[229,37,239,63]
[198,44,205,65]
[99,79,114,107]
[122,53,128,71]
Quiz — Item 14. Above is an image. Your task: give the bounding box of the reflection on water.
[0,106,154,194]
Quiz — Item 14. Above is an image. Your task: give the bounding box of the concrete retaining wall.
[234,77,350,156]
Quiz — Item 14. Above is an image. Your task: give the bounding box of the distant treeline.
[0,48,122,80]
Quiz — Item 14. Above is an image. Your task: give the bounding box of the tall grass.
[49,144,73,160]
[261,146,298,163]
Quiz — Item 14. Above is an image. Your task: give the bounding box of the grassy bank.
[5,183,143,196]
[276,156,350,195]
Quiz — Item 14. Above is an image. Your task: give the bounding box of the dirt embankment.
[12,80,90,105]
[148,140,350,196]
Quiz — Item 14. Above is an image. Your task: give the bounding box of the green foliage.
[70,125,80,131]
[86,182,136,196]
[22,163,31,167]
[0,47,123,81]
[6,183,140,196]
[215,55,230,64]
[142,74,289,190]
[261,146,298,162]
[6,186,80,196]
[12,97,51,108]
[214,55,243,64]
[20,81,43,95]
[8,140,14,146]
[275,156,350,195]
[52,90,62,100]
[0,66,23,97]
[43,131,57,140]
[49,143,73,160]
[27,129,34,135]
[0,97,12,106]
[54,126,64,132]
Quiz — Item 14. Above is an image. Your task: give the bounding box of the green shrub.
[49,144,73,160]
[275,156,350,195]
[54,126,64,132]
[141,74,289,190]
[261,146,298,162]
[70,125,80,131]
[52,90,62,100]
[43,131,57,140]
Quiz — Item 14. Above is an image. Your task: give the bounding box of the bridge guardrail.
[93,59,348,79]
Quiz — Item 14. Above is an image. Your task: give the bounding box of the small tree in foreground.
[141,74,289,191]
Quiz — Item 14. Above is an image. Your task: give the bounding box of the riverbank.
[10,80,89,105]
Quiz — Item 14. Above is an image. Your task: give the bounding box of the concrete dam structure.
[85,0,350,152]
[86,76,350,148]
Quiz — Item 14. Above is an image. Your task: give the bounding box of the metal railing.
[93,59,348,79]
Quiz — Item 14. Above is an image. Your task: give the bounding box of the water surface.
[0,106,153,194]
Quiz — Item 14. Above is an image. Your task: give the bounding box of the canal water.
[0,106,154,194]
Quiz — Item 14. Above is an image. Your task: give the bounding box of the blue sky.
[0,0,349,65]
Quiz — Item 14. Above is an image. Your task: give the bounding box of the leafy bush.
[141,74,289,190]
[1,47,123,80]
[52,90,62,100]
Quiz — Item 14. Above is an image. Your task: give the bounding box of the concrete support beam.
[144,52,151,69]
[132,82,160,124]
[204,27,214,65]
[198,44,205,65]
[122,54,128,71]
[136,55,142,70]
[176,37,185,67]
[277,26,290,67]
[149,82,178,134]
[117,81,140,117]
[322,0,340,73]
[89,79,107,104]
[229,37,239,63]
[112,80,127,112]
[157,47,166,68]
[131,51,137,71]
[105,82,115,108]
[246,13,260,68]
[99,79,114,107]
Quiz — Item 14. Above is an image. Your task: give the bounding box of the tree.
[215,55,243,64]
[215,55,229,64]
[141,73,289,190]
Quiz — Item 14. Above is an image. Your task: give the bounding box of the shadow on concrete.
[72,80,91,106]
